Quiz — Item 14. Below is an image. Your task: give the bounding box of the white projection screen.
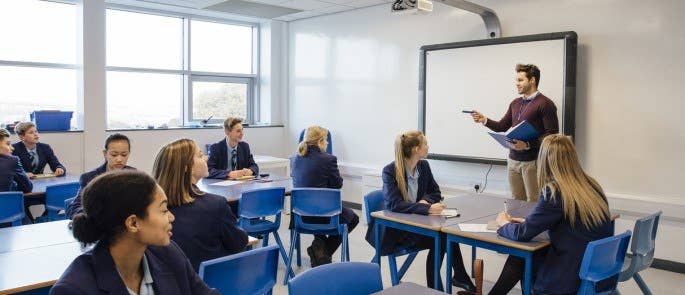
[419,32,577,165]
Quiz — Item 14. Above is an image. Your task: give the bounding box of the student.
[0,128,32,193]
[153,138,248,272]
[470,64,559,202]
[66,133,135,219]
[206,117,258,179]
[465,135,613,295]
[290,126,359,266]
[51,170,218,295]
[365,130,475,291]
[12,122,66,178]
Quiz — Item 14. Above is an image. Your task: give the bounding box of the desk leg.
[374,222,382,271]
[523,253,532,295]
[446,238,453,294]
[471,246,477,278]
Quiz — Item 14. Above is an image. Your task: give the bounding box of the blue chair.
[284,188,349,285]
[238,187,294,278]
[288,262,382,295]
[578,230,632,295]
[364,190,421,286]
[298,129,332,154]
[43,182,80,221]
[199,245,279,295]
[619,211,662,295]
[0,192,25,227]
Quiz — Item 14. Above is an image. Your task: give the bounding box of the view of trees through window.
[192,81,248,122]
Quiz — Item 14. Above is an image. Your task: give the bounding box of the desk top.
[371,193,533,231]
[372,282,444,295]
[0,242,84,294]
[0,220,75,254]
[441,213,551,252]
[25,175,80,197]
[196,175,292,202]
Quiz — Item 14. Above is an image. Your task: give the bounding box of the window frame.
[104,4,260,129]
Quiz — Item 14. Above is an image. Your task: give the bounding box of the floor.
[265,210,684,294]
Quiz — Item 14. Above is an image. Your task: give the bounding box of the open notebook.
[429,209,460,218]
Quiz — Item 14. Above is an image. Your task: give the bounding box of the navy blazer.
[12,142,66,174]
[50,240,218,295]
[365,160,442,254]
[169,189,248,272]
[291,145,343,189]
[498,188,614,294]
[206,140,258,179]
[0,154,33,193]
[66,163,136,219]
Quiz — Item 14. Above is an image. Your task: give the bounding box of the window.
[105,8,257,129]
[0,1,78,128]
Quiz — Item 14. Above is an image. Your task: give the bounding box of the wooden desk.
[372,282,445,295]
[25,175,80,197]
[0,220,75,254]
[196,175,292,202]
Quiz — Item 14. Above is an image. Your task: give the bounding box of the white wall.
[287,0,685,262]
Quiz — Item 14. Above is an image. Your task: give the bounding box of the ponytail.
[72,213,103,246]
[393,131,425,201]
[298,126,329,156]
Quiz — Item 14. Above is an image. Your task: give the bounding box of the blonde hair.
[537,134,609,229]
[223,117,242,131]
[298,126,329,156]
[14,122,36,136]
[393,130,426,201]
[152,139,204,207]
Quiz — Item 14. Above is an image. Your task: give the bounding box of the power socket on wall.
[470,182,483,193]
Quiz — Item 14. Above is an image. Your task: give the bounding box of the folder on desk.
[33,173,56,179]
[488,120,539,149]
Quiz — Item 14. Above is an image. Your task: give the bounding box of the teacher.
[471,64,559,201]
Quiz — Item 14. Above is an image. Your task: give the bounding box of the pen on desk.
[504,201,508,213]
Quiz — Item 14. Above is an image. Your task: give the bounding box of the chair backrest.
[199,245,279,295]
[291,188,342,230]
[363,190,384,226]
[630,211,662,271]
[238,187,285,219]
[298,129,333,154]
[578,231,631,291]
[0,192,25,224]
[64,197,76,211]
[45,182,80,211]
[288,262,383,295]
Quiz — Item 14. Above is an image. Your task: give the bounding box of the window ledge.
[106,124,283,132]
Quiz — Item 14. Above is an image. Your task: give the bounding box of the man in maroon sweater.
[471,64,559,201]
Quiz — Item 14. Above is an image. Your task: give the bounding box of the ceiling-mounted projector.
[392,0,434,14]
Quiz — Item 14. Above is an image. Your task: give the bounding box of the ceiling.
[135,0,395,21]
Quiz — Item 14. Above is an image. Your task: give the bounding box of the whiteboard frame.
[418,31,577,165]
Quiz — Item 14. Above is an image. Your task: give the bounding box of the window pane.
[0,66,77,127]
[107,72,181,129]
[192,81,247,121]
[191,20,252,74]
[106,9,182,70]
[0,0,76,64]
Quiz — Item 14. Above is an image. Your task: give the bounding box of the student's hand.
[242,168,253,176]
[418,200,430,205]
[54,168,65,176]
[510,217,526,223]
[26,172,35,179]
[471,110,487,124]
[496,211,512,227]
[428,203,445,214]
[508,139,529,151]
[227,170,243,179]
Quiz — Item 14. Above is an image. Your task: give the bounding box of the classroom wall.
[286,0,685,262]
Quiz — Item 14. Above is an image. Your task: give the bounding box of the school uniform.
[290,145,359,256]
[169,189,249,272]
[12,142,66,175]
[50,240,218,295]
[495,188,614,294]
[365,160,473,289]
[0,154,33,193]
[66,163,136,219]
[206,140,258,179]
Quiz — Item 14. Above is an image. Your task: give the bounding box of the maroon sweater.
[485,93,559,161]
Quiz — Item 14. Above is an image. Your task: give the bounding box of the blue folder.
[488,121,540,149]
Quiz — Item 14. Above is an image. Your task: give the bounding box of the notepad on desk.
[459,223,497,233]
[210,180,242,187]
[33,173,56,179]
[488,120,539,149]
[429,209,460,218]
[231,175,255,181]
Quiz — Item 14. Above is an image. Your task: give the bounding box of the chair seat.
[241,219,279,234]
[296,223,341,235]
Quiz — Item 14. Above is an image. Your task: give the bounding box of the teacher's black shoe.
[452,277,477,293]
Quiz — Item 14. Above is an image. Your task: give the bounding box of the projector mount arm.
[434,0,501,38]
